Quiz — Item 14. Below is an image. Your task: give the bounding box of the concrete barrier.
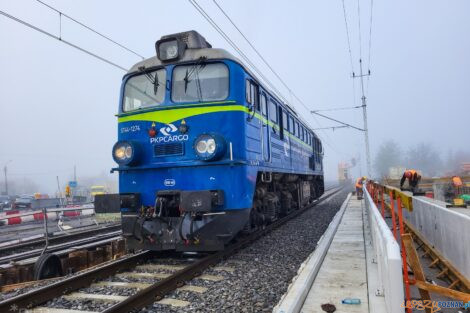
[364,187,404,313]
[404,197,470,279]
[0,204,95,226]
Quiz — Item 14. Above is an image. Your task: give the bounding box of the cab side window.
[279,107,285,139]
[245,80,251,103]
[269,100,277,123]
[261,94,267,117]
[245,79,259,111]
[283,112,288,131]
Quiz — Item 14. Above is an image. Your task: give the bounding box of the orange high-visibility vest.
[406,169,417,176]
[355,178,363,188]
[452,176,463,187]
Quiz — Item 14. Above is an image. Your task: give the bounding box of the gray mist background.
[0,0,469,194]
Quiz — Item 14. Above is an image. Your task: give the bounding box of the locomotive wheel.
[33,253,63,280]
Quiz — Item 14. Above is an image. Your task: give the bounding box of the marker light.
[178,120,189,134]
[148,127,157,138]
[112,141,140,166]
[193,134,226,161]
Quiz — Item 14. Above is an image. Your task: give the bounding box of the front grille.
[154,143,184,157]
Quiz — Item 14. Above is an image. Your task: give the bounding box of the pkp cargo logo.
[160,123,177,136]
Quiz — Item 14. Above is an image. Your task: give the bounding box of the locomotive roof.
[127,48,319,139]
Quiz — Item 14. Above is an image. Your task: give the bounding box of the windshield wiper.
[138,66,160,95]
[182,56,207,101]
[184,68,190,93]
[146,72,159,95]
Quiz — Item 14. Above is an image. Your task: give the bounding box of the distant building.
[461,162,470,175]
[338,162,351,183]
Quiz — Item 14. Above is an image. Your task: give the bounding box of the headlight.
[166,44,178,59]
[112,141,140,166]
[194,134,226,161]
[155,38,185,62]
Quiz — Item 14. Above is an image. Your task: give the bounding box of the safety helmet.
[362,176,367,180]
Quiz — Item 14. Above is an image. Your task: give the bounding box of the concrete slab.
[362,200,387,313]
[157,298,190,307]
[300,198,368,313]
[27,308,98,313]
[136,264,185,271]
[116,272,170,279]
[92,281,151,289]
[63,292,126,302]
[196,274,224,281]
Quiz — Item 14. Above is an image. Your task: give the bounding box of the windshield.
[172,63,229,102]
[123,69,166,112]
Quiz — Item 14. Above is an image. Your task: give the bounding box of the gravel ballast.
[140,189,349,313]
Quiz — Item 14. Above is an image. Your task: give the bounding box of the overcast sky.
[0,0,469,193]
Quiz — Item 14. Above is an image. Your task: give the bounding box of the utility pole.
[3,166,7,195]
[353,59,371,177]
[3,160,12,195]
[73,165,76,182]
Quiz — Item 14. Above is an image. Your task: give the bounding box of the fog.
[0,0,469,194]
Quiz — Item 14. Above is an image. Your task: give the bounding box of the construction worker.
[400,169,421,193]
[355,176,366,199]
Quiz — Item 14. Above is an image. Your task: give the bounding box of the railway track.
[0,224,121,256]
[0,224,122,264]
[0,187,343,313]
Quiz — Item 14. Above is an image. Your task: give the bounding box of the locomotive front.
[112,31,254,251]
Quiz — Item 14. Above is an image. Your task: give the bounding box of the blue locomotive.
[111,31,324,252]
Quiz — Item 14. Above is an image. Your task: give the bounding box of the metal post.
[380,187,385,218]
[389,191,397,239]
[56,175,64,207]
[40,208,49,256]
[358,59,371,177]
[3,166,7,195]
[397,197,412,313]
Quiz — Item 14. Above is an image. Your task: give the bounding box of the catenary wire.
[212,0,304,107]
[0,9,128,71]
[356,0,363,61]
[204,0,353,156]
[312,105,362,113]
[187,0,290,105]
[35,0,145,60]
[366,0,374,93]
[341,0,355,74]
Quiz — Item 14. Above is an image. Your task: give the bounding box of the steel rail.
[104,187,343,313]
[0,230,122,264]
[0,224,121,256]
[0,251,151,312]
[0,186,343,312]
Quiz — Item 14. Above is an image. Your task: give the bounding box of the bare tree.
[374,140,402,178]
[445,149,470,174]
[405,143,442,177]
